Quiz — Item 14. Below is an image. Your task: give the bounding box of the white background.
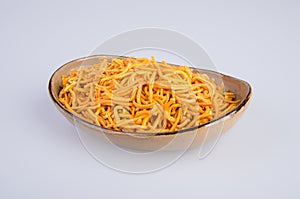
[1,0,299,198]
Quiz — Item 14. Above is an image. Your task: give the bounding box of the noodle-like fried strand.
[58,57,240,132]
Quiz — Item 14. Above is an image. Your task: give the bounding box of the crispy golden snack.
[58,57,240,132]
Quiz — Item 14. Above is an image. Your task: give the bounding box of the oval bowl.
[48,55,252,151]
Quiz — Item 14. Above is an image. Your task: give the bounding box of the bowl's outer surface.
[49,55,252,151]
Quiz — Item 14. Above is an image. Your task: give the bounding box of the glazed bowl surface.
[48,55,252,150]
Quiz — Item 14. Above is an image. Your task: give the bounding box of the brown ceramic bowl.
[48,55,252,151]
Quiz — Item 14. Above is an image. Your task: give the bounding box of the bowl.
[48,55,252,151]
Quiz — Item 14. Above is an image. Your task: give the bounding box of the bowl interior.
[49,55,251,136]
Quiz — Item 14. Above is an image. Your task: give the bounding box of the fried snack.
[58,57,240,132]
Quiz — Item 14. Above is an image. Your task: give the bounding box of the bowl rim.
[48,54,252,136]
